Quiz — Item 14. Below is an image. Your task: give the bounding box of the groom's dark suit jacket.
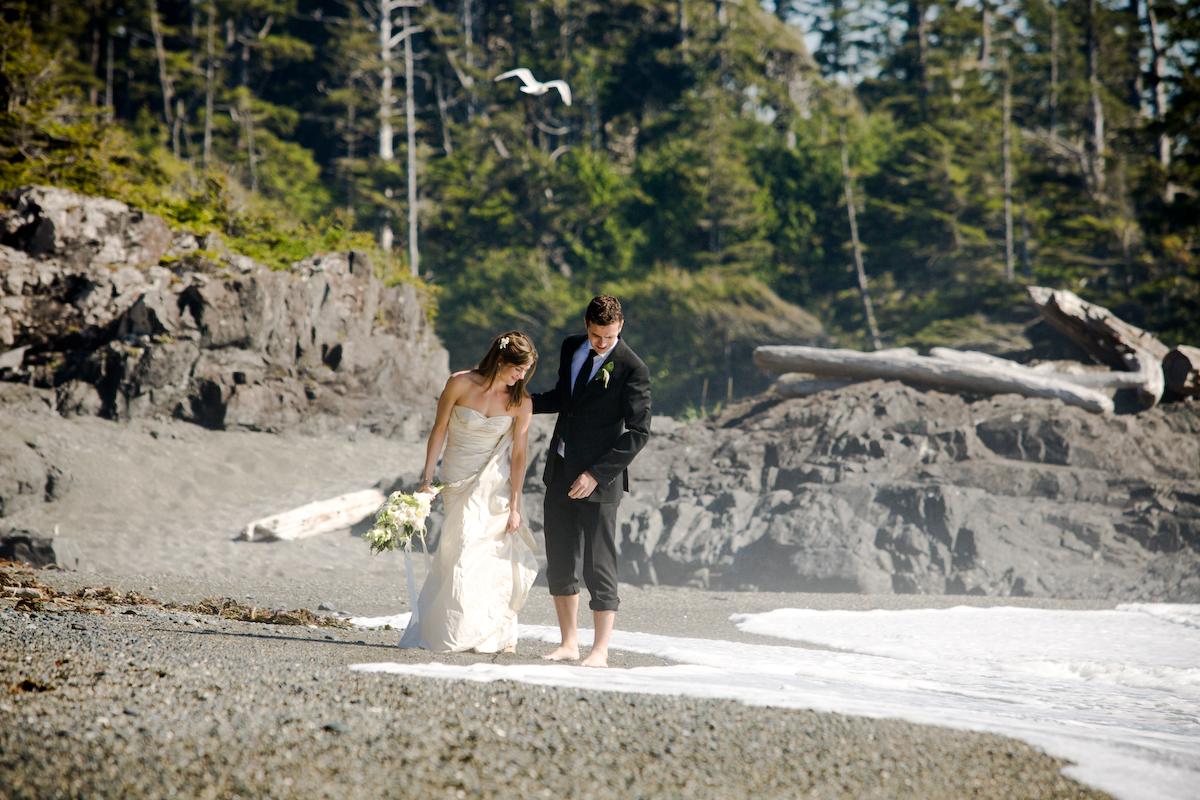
[531,334,652,504]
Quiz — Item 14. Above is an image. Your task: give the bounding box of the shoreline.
[30,568,1122,645]
[2,566,1121,799]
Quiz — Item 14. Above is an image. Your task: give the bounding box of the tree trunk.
[240,89,258,192]
[105,34,114,122]
[172,98,184,164]
[345,98,356,214]
[1049,0,1059,132]
[1003,48,1014,282]
[980,3,991,67]
[379,0,396,253]
[149,0,176,154]
[839,117,882,350]
[678,0,690,62]
[1020,209,1033,279]
[1127,0,1143,110]
[906,1,930,102]
[1027,286,1168,406]
[204,0,215,170]
[753,345,1114,414]
[1147,2,1173,201]
[89,9,101,107]
[1088,0,1106,194]
[404,4,419,277]
[462,0,477,122]
[433,72,453,156]
[379,0,395,160]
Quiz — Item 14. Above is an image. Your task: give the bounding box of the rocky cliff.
[0,186,447,436]
[3,186,1198,602]
[598,381,1200,601]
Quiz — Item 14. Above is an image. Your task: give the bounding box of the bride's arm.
[420,373,468,494]
[506,398,533,533]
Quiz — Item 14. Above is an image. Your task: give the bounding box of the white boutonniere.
[596,360,615,388]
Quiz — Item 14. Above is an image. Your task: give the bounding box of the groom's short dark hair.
[585,295,623,326]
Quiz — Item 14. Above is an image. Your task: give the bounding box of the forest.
[1,0,1198,414]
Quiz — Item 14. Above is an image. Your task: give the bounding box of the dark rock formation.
[0,524,81,570]
[0,529,55,568]
[605,382,1200,601]
[0,186,448,436]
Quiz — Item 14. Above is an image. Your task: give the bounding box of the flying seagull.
[494,68,572,106]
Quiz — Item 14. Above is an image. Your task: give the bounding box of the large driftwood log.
[1164,345,1200,397]
[240,488,385,542]
[753,346,1114,413]
[1027,286,1169,407]
[929,347,1147,389]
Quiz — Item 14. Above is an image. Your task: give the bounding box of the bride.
[399,331,541,653]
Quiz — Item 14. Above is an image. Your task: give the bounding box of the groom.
[532,295,651,667]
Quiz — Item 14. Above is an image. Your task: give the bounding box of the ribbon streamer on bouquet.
[404,550,420,627]
[404,535,434,626]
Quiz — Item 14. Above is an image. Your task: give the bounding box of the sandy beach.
[2,566,1117,800]
[2,412,1122,798]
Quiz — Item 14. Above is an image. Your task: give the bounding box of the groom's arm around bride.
[531,295,651,667]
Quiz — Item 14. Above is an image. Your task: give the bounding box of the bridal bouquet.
[362,487,439,555]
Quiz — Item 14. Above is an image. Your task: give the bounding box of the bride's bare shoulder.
[447,370,484,388]
[440,371,482,404]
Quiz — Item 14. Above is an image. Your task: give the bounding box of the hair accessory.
[499,336,510,350]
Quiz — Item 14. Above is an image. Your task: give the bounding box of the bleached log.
[930,347,1146,389]
[1164,345,1200,396]
[929,347,1019,370]
[240,488,386,542]
[0,346,29,371]
[753,345,1114,414]
[1027,286,1168,407]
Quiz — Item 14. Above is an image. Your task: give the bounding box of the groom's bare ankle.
[542,644,579,661]
[580,648,608,668]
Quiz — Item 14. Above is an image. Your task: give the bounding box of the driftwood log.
[0,346,29,371]
[753,345,1114,414]
[929,347,1148,389]
[240,488,385,542]
[1164,346,1200,397]
[1027,286,1169,407]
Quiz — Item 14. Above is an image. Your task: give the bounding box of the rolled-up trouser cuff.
[588,597,620,612]
[544,467,621,612]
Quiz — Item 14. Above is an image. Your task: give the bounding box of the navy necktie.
[572,349,597,398]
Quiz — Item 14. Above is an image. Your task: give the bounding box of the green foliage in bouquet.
[363,489,439,555]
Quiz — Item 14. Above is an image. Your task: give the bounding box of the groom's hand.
[567,471,598,499]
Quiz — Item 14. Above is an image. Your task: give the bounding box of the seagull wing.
[543,80,572,106]
[494,68,539,89]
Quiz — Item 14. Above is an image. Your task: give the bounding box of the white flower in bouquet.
[362,486,440,555]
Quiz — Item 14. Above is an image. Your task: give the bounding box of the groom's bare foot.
[542,644,579,661]
[580,649,608,668]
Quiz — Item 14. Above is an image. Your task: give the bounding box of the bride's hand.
[418,478,434,495]
[506,508,522,534]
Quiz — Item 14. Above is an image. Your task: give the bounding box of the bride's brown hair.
[476,331,538,409]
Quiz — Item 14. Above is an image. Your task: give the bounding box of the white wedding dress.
[398,406,540,652]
